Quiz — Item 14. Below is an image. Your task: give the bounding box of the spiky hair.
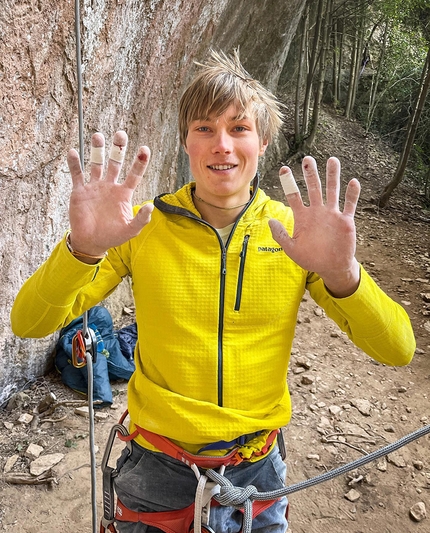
[178,49,284,146]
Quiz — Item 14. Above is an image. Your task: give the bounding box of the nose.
[212,130,232,154]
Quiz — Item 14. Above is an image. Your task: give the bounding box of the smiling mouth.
[208,164,237,170]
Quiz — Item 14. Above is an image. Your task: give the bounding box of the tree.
[378,44,430,206]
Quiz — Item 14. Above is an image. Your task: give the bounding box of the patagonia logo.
[258,246,283,253]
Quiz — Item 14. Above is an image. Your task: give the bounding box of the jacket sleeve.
[306,265,416,366]
[10,235,130,338]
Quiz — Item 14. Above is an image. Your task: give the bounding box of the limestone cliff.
[0,0,306,402]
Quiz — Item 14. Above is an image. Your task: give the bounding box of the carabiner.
[72,327,98,367]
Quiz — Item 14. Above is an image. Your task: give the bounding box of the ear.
[259,139,269,156]
[183,143,189,155]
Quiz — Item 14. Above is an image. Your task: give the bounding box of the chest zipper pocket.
[234,235,250,311]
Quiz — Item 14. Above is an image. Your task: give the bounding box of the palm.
[67,131,153,256]
[269,156,361,297]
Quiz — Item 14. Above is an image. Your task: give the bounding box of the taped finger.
[280,168,300,196]
[90,145,105,165]
[109,142,127,163]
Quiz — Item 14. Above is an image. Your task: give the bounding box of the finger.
[123,146,151,190]
[268,218,293,253]
[325,157,341,209]
[90,132,105,180]
[128,203,154,235]
[302,156,323,205]
[343,178,361,217]
[279,166,303,210]
[67,149,85,187]
[106,130,128,182]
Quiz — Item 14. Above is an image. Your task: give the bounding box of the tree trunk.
[366,19,389,132]
[379,46,430,207]
[305,0,333,151]
[302,0,325,135]
[295,3,310,142]
[332,17,339,107]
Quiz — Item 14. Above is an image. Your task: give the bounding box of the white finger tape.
[280,170,300,196]
[90,146,105,165]
[109,143,127,163]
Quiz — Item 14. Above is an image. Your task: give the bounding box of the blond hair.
[179,49,284,146]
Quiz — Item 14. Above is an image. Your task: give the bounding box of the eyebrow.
[192,113,252,124]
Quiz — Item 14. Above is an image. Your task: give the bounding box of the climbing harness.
[99,412,286,533]
[99,410,430,533]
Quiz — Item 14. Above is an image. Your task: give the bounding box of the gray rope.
[86,352,98,533]
[73,2,97,532]
[206,423,430,533]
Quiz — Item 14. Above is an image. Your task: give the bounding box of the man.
[11,50,415,533]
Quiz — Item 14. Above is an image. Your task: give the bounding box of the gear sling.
[100,411,288,533]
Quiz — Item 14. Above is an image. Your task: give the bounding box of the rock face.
[0,0,306,402]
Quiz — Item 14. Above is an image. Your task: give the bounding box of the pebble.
[344,489,361,502]
[307,454,320,460]
[384,425,395,433]
[4,454,19,474]
[398,386,407,393]
[29,453,64,476]
[24,443,44,460]
[376,458,387,472]
[295,357,312,369]
[301,375,315,385]
[413,461,424,471]
[387,451,407,468]
[18,413,33,425]
[350,398,372,416]
[409,502,427,522]
[328,405,342,416]
[75,406,89,418]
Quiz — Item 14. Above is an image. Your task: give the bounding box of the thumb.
[129,203,154,234]
[268,218,292,252]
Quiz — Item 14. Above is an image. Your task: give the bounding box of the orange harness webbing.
[114,497,283,533]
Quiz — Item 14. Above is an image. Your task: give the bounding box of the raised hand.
[268,156,361,298]
[67,131,154,261]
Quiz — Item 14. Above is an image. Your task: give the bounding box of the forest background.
[0,0,429,402]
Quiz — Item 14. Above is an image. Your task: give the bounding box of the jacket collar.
[153,173,261,220]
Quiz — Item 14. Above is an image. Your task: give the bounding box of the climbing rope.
[73,2,98,533]
[201,422,430,533]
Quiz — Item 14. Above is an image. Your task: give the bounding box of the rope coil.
[200,422,430,533]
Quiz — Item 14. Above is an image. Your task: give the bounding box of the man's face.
[184,104,268,205]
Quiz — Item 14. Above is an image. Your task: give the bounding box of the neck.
[192,190,250,228]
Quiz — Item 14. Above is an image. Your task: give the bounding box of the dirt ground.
[0,108,429,533]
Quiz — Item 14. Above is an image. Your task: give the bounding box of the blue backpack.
[55,306,136,406]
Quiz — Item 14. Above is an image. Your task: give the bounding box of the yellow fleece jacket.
[11,182,416,455]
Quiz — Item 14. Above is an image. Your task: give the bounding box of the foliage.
[285,0,430,201]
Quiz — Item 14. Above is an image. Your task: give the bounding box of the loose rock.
[29,453,64,476]
[409,502,426,522]
[345,489,361,502]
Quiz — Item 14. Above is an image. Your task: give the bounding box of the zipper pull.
[222,249,227,275]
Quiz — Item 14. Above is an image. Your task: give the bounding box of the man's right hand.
[67,130,154,262]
